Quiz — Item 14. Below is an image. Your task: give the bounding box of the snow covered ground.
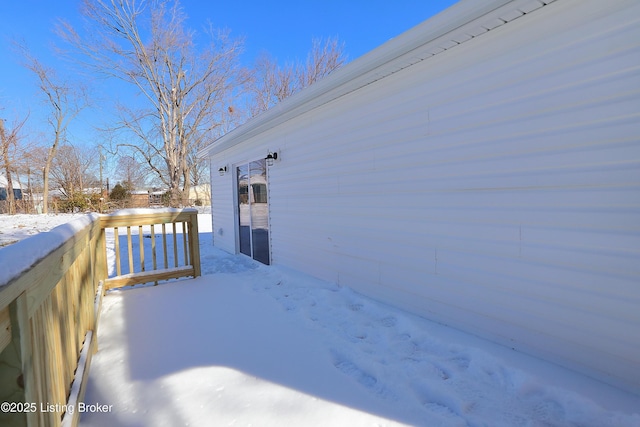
[1,212,639,426]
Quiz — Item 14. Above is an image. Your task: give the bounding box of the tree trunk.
[42,134,60,214]
[4,166,15,215]
[2,161,16,215]
[43,160,51,214]
[0,120,16,215]
[182,165,191,206]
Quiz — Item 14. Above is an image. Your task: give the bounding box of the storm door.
[236,159,270,264]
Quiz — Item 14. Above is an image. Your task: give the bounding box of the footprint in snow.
[531,398,566,423]
[378,316,397,327]
[349,303,364,312]
[334,358,378,388]
[330,351,397,401]
[410,382,471,422]
[447,354,471,371]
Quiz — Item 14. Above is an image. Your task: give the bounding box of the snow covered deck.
[1,212,638,426]
[79,244,640,426]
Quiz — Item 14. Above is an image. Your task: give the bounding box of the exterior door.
[236,159,270,264]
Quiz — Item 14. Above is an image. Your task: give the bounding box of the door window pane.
[236,160,270,265]
[237,164,251,257]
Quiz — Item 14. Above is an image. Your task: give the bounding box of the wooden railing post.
[188,211,201,278]
[16,292,38,427]
[0,295,33,427]
[95,224,108,291]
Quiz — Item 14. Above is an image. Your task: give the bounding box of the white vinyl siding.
[207,0,640,394]
[209,158,236,254]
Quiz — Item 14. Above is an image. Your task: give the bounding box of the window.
[236,159,270,264]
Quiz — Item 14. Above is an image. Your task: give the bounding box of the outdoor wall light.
[265,151,278,166]
[218,165,228,176]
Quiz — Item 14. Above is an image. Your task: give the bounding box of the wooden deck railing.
[0,208,200,427]
[102,209,201,290]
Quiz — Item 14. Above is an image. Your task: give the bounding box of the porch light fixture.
[218,165,228,176]
[265,151,278,166]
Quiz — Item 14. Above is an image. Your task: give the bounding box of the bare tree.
[250,37,346,115]
[58,0,247,206]
[49,144,93,199]
[18,45,88,214]
[116,154,147,190]
[0,114,29,215]
[300,38,347,88]
[23,145,48,203]
[250,54,296,115]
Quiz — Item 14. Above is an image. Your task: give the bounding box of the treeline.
[1,0,346,214]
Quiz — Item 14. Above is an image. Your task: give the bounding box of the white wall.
[210,0,640,394]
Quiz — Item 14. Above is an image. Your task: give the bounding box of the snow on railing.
[0,208,200,427]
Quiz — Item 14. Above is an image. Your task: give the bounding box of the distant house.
[129,191,151,208]
[128,190,167,208]
[199,0,640,394]
[188,183,211,206]
[0,174,22,201]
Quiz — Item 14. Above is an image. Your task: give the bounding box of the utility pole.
[98,145,104,212]
[99,145,104,196]
[27,166,32,212]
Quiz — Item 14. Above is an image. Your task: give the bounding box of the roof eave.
[198,0,553,159]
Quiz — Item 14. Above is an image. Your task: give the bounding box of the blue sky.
[0,0,458,149]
